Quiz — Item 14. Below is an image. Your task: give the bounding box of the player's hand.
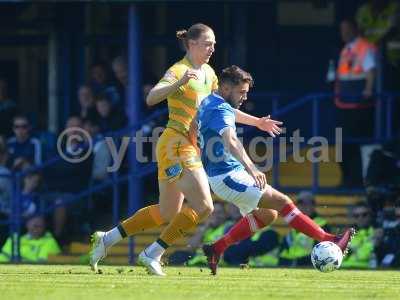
[248,166,267,190]
[178,69,199,86]
[255,115,283,137]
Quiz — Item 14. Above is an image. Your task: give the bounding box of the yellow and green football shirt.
[158,57,218,136]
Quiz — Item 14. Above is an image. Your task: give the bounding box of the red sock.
[212,213,265,256]
[280,202,335,241]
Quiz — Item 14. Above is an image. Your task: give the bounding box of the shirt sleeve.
[208,107,235,136]
[158,68,179,85]
[363,49,376,71]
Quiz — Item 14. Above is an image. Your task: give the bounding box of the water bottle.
[326,59,336,82]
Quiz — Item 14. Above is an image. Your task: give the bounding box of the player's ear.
[220,82,230,95]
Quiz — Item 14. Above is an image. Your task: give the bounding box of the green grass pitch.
[0,264,399,300]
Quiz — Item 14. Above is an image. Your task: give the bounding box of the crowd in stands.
[0,55,137,260]
[0,0,399,266]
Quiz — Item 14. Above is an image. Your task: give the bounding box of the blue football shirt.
[196,93,244,177]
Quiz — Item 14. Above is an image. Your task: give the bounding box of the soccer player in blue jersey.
[193,65,355,275]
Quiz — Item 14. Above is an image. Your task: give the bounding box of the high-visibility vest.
[249,247,280,267]
[246,227,280,267]
[335,37,376,109]
[337,38,375,80]
[279,216,327,260]
[187,222,231,266]
[341,227,375,269]
[0,232,61,263]
[356,1,400,66]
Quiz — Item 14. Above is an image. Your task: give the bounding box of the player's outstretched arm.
[234,109,283,137]
[146,69,199,106]
[222,127,266,189]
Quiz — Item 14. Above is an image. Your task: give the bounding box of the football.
[311,241,343,273]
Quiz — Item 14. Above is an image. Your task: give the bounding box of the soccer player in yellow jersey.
[90,23,282,275]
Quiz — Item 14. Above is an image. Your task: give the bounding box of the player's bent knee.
[196,201,214,221]
[254,208,278,226]
[159,207,180,222]
[281,194,292,204]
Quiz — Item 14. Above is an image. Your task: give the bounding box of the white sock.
[144,242,165,261]
[103,227,123,248]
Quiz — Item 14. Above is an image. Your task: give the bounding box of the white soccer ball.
[311,241,343,273]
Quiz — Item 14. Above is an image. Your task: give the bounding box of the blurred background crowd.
[0,0,399,268]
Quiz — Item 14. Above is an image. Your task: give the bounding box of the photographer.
[342,201,377,269]
[365,139,400,221]
[375,198,400,268]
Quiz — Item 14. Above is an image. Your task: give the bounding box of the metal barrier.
[2,91,397,262]
[244,92,397,194]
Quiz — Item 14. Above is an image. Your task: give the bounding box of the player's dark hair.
[219,65,254,88]
[176,23,213,51]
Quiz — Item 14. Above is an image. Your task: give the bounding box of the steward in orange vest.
[335,20,377,109]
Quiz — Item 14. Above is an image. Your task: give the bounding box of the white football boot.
[89,231,107,273]
[138,251,166,276]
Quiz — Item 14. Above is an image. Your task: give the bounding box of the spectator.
[375,199,400,268]
[170,202,280,267]
[169,202,228,266]
[83,118,111,181]
[89,62,120,107]
[0,77,17,138]
[111,55,129,109]
[10,158,41,219]
[77,85,98,120]
[0,156,40,221]
[365,139,400,188]
[356,0,400,84]
[0,137,12,244]
[21,163,42,218]
[220,203,279,267]
[95,94,127,133]
[224,222,279,267]
[112,56,128,87]
[0,137,12,213]
[342,201,376,269]
[7,114,42,168]
[357,1,400,136]
[279,191,329,267]
[365,138,400,217]
[334,19,377,187]
[0,215,61,263]
[42,116,93,245]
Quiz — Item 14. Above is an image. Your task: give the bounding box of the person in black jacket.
[94,94,127,134]
[41,116,93,245]
[365,138,400,219]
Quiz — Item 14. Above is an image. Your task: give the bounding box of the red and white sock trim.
[246,214,261,233]
[283,207,301,223]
